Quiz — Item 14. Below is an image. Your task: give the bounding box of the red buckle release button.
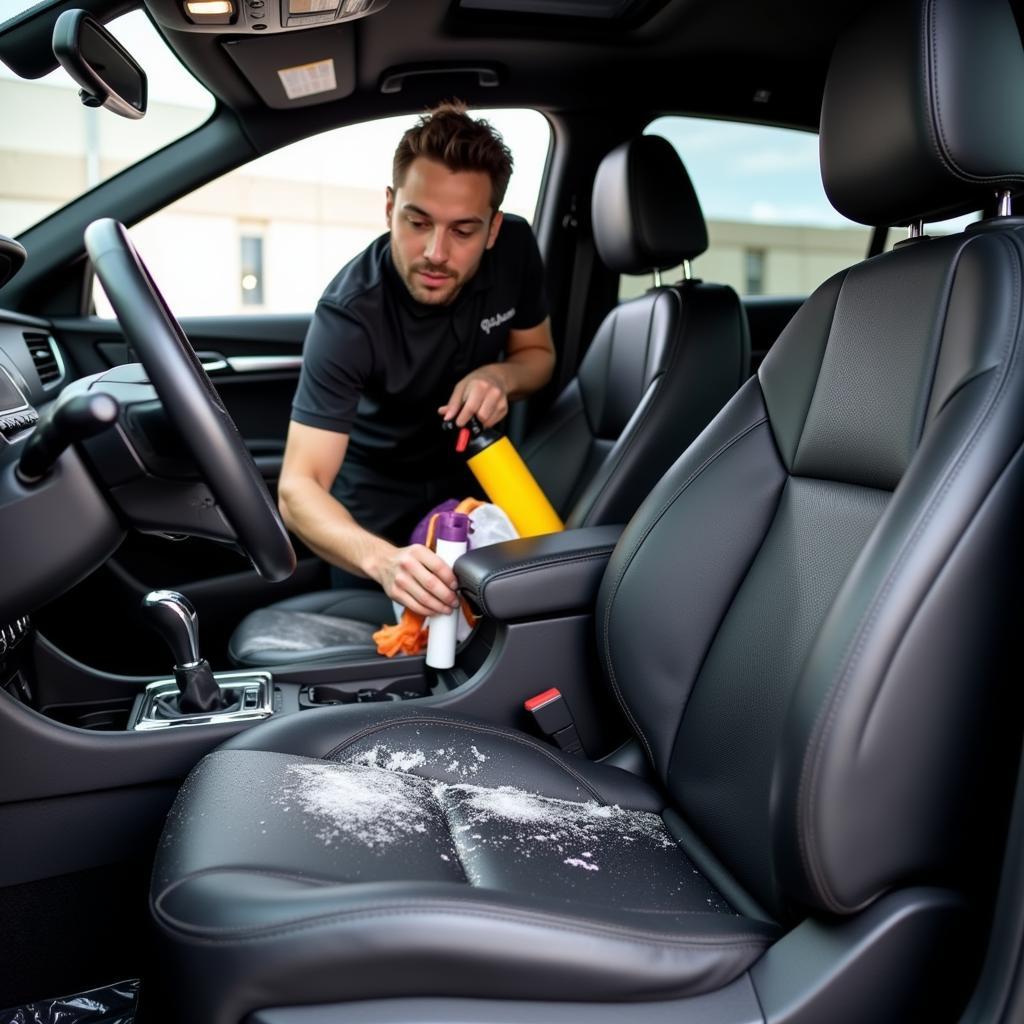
[524,689,583,756]
[524,687,561,712]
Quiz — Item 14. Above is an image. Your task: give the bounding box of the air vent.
[23,332,64,389]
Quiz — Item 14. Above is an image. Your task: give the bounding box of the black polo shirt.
[292,214,548,542]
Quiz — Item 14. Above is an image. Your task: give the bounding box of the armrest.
[455,525,623,621]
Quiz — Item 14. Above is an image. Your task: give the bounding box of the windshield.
[0,0,55,28]
[0,8,215,236]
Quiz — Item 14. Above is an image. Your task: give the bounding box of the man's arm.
[277,421,460,618]
[439,316,556,427]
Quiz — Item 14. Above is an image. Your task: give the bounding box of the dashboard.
[0,311,64,422]
[0,312,65,701]
[0,309,124,641]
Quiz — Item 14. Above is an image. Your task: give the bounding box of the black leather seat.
[228,135,749,666]
[152,1,1024,1020]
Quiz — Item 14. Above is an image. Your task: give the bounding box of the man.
[280,103,555,621]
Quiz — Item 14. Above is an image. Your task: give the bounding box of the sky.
[647,115,846,228]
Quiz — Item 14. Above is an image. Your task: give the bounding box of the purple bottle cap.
[435,511,472,543]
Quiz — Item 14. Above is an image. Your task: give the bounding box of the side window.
[94,109,551,317]
[619,117,871,301]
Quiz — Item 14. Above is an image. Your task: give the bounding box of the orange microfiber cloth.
[373,497,483,657]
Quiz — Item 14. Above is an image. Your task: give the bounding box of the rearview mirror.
[52,10,147,120]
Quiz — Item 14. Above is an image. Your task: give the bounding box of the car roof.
[1,0,868,149]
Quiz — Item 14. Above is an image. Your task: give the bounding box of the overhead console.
[146,0,389,34]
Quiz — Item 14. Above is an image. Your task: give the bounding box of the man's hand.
[438,319,556,428]
[439,367,508,428]
[278,424,460,617]
[373,543,460,618]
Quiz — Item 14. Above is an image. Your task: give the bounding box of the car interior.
[1,0,1024,1021]
[228,131,750,667]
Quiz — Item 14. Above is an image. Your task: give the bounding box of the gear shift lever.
[142,590,223,713]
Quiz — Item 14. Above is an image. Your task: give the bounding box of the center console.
[0,525,634,892]
[5,525,628,772]
[131,670,276,729]
[115,525,624,745]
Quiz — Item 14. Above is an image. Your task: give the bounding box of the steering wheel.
[84,218,296,582]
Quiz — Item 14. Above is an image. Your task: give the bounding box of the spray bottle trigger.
[455,427,471,453]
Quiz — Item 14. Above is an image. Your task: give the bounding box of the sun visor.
[223,26,354,108]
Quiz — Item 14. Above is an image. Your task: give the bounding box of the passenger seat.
[525,134,750,528]
[228,135,750,666]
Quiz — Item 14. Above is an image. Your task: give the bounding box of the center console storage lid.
[456,525,623,621]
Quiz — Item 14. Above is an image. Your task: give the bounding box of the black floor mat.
[0,979,139,1024]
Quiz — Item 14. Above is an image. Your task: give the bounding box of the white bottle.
[425,511,471,670]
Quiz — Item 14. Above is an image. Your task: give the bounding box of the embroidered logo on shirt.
[480,307,516,335]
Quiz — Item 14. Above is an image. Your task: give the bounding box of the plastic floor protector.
[0,979,139,1024]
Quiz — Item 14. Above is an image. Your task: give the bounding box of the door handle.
[195,353,302,376]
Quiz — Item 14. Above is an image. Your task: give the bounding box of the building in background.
[2,78,873,318]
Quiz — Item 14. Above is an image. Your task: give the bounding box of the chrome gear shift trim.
[142,590,201,669]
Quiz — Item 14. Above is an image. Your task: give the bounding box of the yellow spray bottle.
[446,417,564,538]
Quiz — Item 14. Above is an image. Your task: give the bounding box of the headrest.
[591,135,708,275]
[820,0,1024,227]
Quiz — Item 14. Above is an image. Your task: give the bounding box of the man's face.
[386,157,504,306]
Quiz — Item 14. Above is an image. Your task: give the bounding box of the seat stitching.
[153,885,772,948]
[789,273,851,472]
[479,548,615,578]
[925,0,1024,189]
[581,290,687,526]
[734,284,751,382]
[600,411,769,767]
[151,866,757,922]
[158,911,774,953]
[931,365,999,421]
[798,231,1024,910]
[438,821,471,884]
[640,283,658,390]
[152,866,338,888]
[475,550,615,617]
[431,786,472,884]
[921,0,971,187]
[799,234,1019,904]
[592,304,617,434]
[321,717,606,802]
[578,377,662,526]
[855,437,1024,756]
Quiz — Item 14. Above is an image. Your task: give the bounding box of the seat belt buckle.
[524,688,584,756]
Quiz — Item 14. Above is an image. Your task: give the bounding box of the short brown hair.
[393,101,513,211]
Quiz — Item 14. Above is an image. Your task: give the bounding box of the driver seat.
[150,1,1024,1021]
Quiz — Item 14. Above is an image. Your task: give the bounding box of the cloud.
[736,146,819,174]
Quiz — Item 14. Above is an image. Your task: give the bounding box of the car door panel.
[53,312,309,479]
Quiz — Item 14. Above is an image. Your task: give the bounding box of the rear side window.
[94,108,551,317]
[619,116,871,300]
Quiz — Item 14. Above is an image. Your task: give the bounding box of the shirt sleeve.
[291,300,373,434]
[509,221,549,331]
